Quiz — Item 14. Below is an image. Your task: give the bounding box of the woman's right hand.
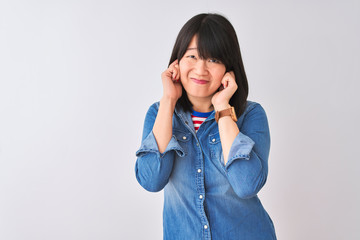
[161,59,182,102]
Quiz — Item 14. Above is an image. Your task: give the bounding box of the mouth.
[191,78,209,85]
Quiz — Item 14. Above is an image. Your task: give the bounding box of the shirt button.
[204,225,208,229]
[197,169,201,173]
[182,136,187,140]
[212,138,216,142]
[199,195,203,199]
[196,143,199,146]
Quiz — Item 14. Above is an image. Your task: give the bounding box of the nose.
[194,59,208,75]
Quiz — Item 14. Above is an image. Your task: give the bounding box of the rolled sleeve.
[224,132,255,169]
[221,102,270,199]
[136,130,185,158]
[135,103,185,192]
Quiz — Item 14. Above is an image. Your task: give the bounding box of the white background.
[1,1,359,239]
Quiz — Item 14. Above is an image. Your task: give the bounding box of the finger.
[218,84,224,91]
[223,72,236,85]
[170,62,180,80]
[173,73,180,81]
[169,59,179,68]
[171,68,179,80]
[221,73,229,88]
[225,72,238,91]
[229,71,235,78]
[225,79,229,88]
[162,69,175,83]
[174,64,180,80]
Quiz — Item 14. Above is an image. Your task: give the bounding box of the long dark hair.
[169,13,249,118]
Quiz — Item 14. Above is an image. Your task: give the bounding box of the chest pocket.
[209,132,224,165]
[173,129,191,155]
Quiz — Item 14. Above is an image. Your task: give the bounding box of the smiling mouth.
[191,78,209,85]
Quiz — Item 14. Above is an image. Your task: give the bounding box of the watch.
[215,106,237,123]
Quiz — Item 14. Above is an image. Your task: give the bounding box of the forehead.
[187,36,197,49]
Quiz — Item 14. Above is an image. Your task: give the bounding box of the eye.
[209,58,221,63]
[187,55,196,59]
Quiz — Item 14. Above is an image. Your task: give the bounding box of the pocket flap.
[209,132,220,144]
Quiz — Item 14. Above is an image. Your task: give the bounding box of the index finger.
[169,59,179,67]
[227,71,235,78]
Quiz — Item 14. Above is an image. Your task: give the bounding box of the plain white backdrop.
[1,1,359,239]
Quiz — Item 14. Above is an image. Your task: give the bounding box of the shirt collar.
[174,103,216,123]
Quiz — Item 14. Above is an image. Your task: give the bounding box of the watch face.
[231,107,237,121]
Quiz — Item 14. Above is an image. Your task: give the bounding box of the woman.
[135,13,276,240]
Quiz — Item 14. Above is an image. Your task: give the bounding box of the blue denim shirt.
[135,101,276,240]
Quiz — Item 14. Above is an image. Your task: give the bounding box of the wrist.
[215,106,237,123]
[213,103,230,112]
[160,97,177,108]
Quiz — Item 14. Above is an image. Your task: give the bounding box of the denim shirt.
[135,101,276,240]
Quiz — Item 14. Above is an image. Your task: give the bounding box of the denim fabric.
[135,101,276,240]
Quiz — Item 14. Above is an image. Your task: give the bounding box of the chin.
[186,91,215,99]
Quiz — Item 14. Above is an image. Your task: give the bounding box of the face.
[179,35,226,102]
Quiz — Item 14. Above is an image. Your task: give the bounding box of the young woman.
[135,13,276,240]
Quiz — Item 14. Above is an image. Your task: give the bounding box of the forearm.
[152,98,177,153]
[218,103,271,199]
[218,115,239,165]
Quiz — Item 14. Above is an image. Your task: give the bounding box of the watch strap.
[215,106,237,123]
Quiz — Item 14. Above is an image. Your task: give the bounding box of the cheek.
[213,81,222,91]
[213,70,226,83]
[179,62,190,78]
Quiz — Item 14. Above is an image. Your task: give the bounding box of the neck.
[187,95,214,112]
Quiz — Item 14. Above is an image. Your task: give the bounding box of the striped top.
[191,109,213,132]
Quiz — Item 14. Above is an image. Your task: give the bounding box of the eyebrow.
[187,47,197,50]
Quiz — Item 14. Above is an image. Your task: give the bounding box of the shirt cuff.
[136,130,185,158]
[224,132,255,169]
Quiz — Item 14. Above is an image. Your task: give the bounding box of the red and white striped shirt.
[191,110,213,132]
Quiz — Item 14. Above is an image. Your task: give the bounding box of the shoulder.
[149,101,160,110]
[141,102,161,126]
[243,100,267,117]
[236,100,268,127]
[145,101,160,115]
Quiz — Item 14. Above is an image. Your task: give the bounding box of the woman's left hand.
[211,71,238,111]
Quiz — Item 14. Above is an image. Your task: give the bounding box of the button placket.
[190,129,210,238]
